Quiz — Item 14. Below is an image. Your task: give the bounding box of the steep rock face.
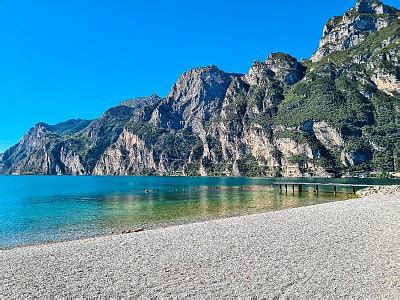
[341,149,373,167]
[2,124,53,174]
[355,0,398,14]
[150,66,240,132]
[244,53,305,115]
[302,121,344,150]
[83,105,136,172]
[245,53,305,86]
[311,0,399,62]
[369,46,400,95]
[93,129,155,175]
[274,137,330,177]
[275,138,313,158]
[201,54,311,177]
[0,122,87,175]
[372,73,400,95]
[149,66,241,158]
[58,145,85,175]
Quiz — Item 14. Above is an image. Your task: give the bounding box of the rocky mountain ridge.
[311,0,399,62]
[1,0,399,177]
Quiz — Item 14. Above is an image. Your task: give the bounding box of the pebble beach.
[1,187,399,298]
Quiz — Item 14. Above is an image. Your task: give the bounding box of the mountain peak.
[120,94,161,109]
[353,0,398,14]
[167,65,235,101]
[245,52,304,86]
[311,0,399,62]
[356,0,381,5]
[265,52,297,64]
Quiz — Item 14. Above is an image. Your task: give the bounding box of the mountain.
[311,0,399,62]
[1,0,399,176]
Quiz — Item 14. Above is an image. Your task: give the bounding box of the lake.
[0,176,398,249]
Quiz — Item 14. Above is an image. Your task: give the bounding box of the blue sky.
[0,0,399,152]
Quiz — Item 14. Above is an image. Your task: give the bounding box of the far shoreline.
[1,173,400,180]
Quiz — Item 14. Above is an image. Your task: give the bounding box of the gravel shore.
[357,185,400,196]
[1,192,399,298]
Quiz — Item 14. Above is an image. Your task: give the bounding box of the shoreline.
[1,189,358,251]
[1,190,399,297]
[2,185,397,251]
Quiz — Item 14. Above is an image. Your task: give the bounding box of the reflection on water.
[1,175,398,248]
[94,186,355,231]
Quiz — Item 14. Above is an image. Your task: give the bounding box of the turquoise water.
[0,176,398,249]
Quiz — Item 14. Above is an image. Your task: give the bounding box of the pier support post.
[285,184,288,194]
[315,185,319,194]
[353,186,356,194]
[334,186,337,195]
[299,184,303,193]
[292,184,295,194]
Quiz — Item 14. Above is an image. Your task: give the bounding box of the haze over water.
[1,176,399,249]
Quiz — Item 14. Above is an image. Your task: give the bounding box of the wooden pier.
[274,182,374,195]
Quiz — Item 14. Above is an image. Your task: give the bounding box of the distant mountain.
[120,94,161,110]
[1,0,399,176]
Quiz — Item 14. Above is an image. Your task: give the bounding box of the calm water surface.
[0,176,398,248]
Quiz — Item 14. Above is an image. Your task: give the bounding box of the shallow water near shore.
[0,176,399,249]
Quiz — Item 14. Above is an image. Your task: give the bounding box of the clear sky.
[0,0,399,152]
